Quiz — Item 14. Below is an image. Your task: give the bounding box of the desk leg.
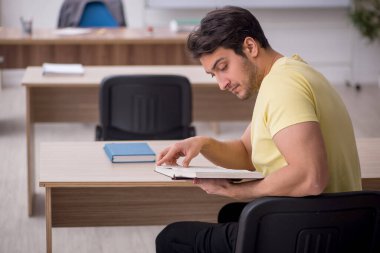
[0,67,3,91]
[45,187,52,253]
[26,88,35,216]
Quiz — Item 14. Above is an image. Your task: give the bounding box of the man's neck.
[262,49,283,77]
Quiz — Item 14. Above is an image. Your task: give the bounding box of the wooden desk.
[356,138,380,191]
[0,27,195,68]
[23,66,256,216]
[39,141,232,253]
[39,139,380,253]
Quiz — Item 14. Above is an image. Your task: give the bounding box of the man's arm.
[157,124,254,170]
[194,121,329,199]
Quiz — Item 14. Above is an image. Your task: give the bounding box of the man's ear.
[243,37,259,58]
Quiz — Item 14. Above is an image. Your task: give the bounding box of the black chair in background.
[96,75,196,141]
[231,191,380,253]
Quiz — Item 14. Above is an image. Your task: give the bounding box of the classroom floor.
[0,72,379,253]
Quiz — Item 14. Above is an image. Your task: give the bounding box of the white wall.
[1,0,64,28]
[1,0,379,85]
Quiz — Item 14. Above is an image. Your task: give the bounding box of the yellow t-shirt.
[251,55,362,193]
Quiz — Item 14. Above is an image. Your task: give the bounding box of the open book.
[42,63,85,76]
[155,165,264,180]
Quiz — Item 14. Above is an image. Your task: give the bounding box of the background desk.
[22,66,256,216]
[39,141,232,253]
[39,139,380,253]
[0,27,194,68]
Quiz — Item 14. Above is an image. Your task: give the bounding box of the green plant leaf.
[350,0,380,42]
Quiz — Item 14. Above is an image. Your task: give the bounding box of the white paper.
[54,28,92,36]
[42,63,85,76]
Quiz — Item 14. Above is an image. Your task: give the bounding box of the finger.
[156,147,170,165]
[157,146,181,165]
[165,158,179,166]
[182,150,196,167]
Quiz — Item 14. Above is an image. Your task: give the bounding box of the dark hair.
[187,6,270,59]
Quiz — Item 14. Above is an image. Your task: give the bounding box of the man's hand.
[156,136,207,167]
[193,178,232,197]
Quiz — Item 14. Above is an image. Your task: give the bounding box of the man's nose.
[217,76,230,91]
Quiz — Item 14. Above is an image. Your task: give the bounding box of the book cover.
[104,143,156,163]
[155,165,264,180]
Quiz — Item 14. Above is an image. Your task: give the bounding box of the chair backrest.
[96,75,196,141]
[235,191,380,253]
[57,0,126,28]
[79,1,118,27]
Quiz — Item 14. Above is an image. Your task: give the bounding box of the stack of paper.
[42,63,85,76]
[54,28,92,36]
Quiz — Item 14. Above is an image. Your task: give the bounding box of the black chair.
[96,75,196,141]
[232,191,380,253]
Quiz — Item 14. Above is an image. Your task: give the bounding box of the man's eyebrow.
[206,57,226,74]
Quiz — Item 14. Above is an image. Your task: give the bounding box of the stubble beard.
[237,59,260,101]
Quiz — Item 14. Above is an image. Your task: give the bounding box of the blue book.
[103,143,156,163]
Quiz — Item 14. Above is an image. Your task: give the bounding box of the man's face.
[200,47,260,100]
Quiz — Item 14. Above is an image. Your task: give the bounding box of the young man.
[156,6,362,253]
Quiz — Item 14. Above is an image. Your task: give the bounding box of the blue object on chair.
[79,2,118,27]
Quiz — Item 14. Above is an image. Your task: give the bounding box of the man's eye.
[210,73,215,78]
[219,64,227,71]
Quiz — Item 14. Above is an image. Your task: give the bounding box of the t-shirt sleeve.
[263,74,319,137]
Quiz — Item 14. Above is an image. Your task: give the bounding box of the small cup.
[20,17,33,35]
